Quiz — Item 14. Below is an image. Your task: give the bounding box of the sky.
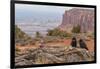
[15,4,74,23]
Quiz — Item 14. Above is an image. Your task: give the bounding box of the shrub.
[47,28,71,38]
[35,31,43,38]
[72,25,81,33]
[15,47,20,52]
[15,25,31,40]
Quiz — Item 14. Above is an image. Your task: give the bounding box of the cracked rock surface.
[15,46,94,66]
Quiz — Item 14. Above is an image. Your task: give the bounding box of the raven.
[79,39,88,50]
[71,37,77,48]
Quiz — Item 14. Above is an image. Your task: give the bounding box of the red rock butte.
[59,8,94,33]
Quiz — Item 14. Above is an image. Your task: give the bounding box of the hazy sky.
[15,4,73,13]
[15,4,74,23]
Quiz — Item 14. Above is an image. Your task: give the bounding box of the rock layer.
[59,8,94,33]
[15,46,94,66]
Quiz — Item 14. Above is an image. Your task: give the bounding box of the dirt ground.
[16,38,94,52]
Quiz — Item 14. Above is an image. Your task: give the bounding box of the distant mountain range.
[58,8,94,33]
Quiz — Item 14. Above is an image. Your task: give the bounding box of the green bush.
[47,28,71,37]
[15,47,20,52]
[15,25,29,39]
[72,25,81,33]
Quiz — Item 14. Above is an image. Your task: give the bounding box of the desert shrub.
[15,25,25,39]
[29,41,35,45]
[15,47,20,52]
[35,32,40,38]
[72,25,81,33]
[47,28,71,38]
[34,37,41,42]
[43,36,60,43]
[85,32,94,39]
[15,25,31,41]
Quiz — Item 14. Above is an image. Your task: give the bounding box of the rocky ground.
[15,46,94,66]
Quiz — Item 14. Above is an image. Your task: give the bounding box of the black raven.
[79,39,88,50]
[71,37,77,48]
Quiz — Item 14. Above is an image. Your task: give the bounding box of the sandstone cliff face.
[59,8,94,33]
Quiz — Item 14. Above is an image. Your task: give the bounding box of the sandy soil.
[16,39,94,52]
